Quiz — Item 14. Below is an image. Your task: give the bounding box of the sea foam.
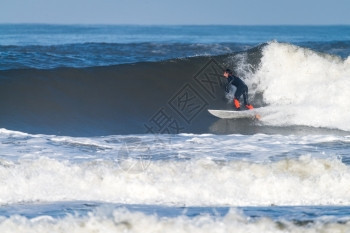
[250,41,350,131]
[0,155,349,206]
[0,208,349,233]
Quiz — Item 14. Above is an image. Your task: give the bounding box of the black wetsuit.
[226,75,249,105]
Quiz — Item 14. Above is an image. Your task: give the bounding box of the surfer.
[223,69,254,110]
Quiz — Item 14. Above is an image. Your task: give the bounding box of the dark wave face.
[0,55,231,136]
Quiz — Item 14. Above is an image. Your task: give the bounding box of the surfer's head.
[223,68,232,78]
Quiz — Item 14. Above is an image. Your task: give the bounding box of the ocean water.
[0,24,350,232]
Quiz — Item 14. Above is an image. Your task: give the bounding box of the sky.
[1,0,350,25]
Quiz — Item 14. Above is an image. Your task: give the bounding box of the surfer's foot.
[245,104,254,110]
[233,98,240,109]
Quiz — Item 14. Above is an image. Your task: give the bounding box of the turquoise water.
[1,25,350,45]
[1,25,350,70]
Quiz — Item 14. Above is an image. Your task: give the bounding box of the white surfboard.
[208,109,261,119]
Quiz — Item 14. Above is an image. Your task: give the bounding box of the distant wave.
[1,41,349,70]
[0,42,252,70]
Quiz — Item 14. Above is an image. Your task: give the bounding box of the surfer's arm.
[225,80,233,93]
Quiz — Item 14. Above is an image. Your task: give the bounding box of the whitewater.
[250,41,350,131]
[1,129,350,206]
[1,25,350,233]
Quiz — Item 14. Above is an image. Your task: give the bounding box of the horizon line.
[1,22,350,27]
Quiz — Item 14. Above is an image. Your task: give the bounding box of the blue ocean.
[0,24,350,232]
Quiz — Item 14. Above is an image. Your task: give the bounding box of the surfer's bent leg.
[234,87,244,109]
[242,87,249,105]
[243,87,254,110]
